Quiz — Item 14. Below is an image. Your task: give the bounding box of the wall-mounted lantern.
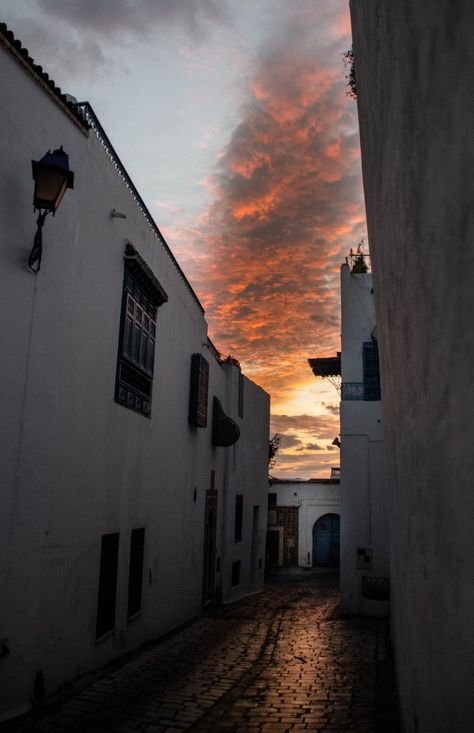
[28,146,74,272]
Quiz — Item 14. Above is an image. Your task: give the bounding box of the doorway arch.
[313,513,340,567]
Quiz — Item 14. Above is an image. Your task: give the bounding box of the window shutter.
[189,353,209,427]
[363,341,381,400]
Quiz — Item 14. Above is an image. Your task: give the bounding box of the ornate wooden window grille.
[189,353,209,427]
[115,244,167,417]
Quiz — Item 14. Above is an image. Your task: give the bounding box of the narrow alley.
[2,574,399,733]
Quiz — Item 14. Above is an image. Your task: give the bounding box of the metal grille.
[341,382,364,400]
[363,341,381,400]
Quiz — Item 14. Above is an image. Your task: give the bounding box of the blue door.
[313,514,340,567]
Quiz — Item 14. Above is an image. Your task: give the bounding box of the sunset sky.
[2,0,367,478]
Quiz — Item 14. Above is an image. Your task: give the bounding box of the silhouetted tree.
[269,433,281,470]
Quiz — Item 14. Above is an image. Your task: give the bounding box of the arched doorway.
[313,513,340,567]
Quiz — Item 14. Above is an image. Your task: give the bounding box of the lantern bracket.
[28,146,74,273]
[28,209,51,272]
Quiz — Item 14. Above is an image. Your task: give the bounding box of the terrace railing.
[341,382,364,400]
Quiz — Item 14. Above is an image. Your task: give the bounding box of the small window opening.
[234,495,243,543]
[231,560,241,587]
[127,528,145,619]
[96,533,119,638]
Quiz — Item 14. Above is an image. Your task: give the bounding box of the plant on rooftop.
[220,354,240,366]
[269,433,281,471]
[343,47,357,100]
[349,241,369,273]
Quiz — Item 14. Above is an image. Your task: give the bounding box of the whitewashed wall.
[221,364,270,603]
[340,264,389,616]
[269,480,340,567]
[350,2,474,729]
[0,37,269,720]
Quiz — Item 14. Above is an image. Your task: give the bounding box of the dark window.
[363,341,381,400]
[189,353,209,427]
[238,372,244,418]
[127,528,145,619]
[115,244,167,417]
[234,494,243,543]
[96,533,119,639]
[231,560,241,587]
[268,493,277,507]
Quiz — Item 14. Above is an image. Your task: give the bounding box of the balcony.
[341,382,364,400]
[341,381,381,401]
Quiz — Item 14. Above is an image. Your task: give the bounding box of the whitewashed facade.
[0,26,269,720]
[267,479,340,570]
[339,262,390,615]
[350,2,474,729]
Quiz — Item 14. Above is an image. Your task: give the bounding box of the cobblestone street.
[2,574,399,733]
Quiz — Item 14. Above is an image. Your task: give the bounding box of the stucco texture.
[350,1,474,731]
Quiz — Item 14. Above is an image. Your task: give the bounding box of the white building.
[309,257,389,616]
[0,24,269,720]
[266,478,340,571]
[339,260,389,615]
[350,2,474,729]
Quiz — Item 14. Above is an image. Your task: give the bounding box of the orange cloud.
[166,3,365,477]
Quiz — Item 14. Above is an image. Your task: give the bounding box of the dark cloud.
[322,402,339,415]
[2,0,231,80]
[279,434,303,449]
[0,13,109,77]
[295,443,323,452]
[271,414,338,439]
[38,0,231,41]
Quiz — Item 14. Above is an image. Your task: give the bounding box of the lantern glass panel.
[35,170,68,211]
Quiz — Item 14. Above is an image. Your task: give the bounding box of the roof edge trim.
[0,23,90,135]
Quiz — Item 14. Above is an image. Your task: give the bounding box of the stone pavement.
[2,574,399,732]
